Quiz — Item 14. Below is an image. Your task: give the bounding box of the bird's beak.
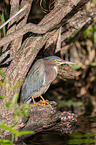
[59,60,75,65]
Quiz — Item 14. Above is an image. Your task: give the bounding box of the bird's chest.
[44,65,58,85]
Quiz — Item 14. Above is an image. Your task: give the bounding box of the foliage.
[0,13,6,37]
[68,132,96,144]
[0,70,34,145]
[0,0,96,144]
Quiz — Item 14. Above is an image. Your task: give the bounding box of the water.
[20,102,96,145]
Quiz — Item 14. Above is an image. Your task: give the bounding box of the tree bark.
[0,0,95,141]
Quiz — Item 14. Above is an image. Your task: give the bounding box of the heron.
[21,56,75,109]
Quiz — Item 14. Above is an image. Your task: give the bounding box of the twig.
[0,4,29,30]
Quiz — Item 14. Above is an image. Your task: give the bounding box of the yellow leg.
[32,96,42,110]
[40,96,53,109]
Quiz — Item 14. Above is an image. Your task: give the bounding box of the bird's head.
[43,56,75,66]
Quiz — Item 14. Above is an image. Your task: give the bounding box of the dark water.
[21,103,96,145]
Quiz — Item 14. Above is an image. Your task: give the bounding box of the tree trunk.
[0,0,95,141]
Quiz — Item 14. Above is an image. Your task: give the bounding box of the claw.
[32,96,53,110]
[40,96,53,109]
[32,96,42,110]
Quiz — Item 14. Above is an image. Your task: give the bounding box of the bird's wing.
[22,59,45,102]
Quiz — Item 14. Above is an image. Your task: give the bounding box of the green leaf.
[0,122,34,137]
[68,133,96,144]
[68,138,95,144]
[0,139,12,145]
[1,13,6,36]
[91,62,96,66]
[5,102,12,111]
[0,122,18,135]
[69,64,81,70]
[21,103,30,116]
[0,72,6,77]
[17,130,34,136]
[0,94,6,99]
[12,92,19,105]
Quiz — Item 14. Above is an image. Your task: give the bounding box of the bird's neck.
[53,65,58,75]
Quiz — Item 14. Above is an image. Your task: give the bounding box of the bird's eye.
[55,59,61,62]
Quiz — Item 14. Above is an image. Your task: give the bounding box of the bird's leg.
[32,96,42,110]
[40,96,53,109]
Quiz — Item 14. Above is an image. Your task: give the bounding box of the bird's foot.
[40,96,53,109]
[32,96,42,110]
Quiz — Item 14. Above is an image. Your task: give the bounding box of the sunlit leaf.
[0,72,6,77]
[21,103,30,116]
[0,122,34,137]
[5,102,12,111]
[0,122,20,135]
[5,102,10,107]
[0,139,12,145]
[12,92,19,105]
[17,130,34,136]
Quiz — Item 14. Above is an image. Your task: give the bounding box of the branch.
[0,0,90,47]
[0,102,77,142]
